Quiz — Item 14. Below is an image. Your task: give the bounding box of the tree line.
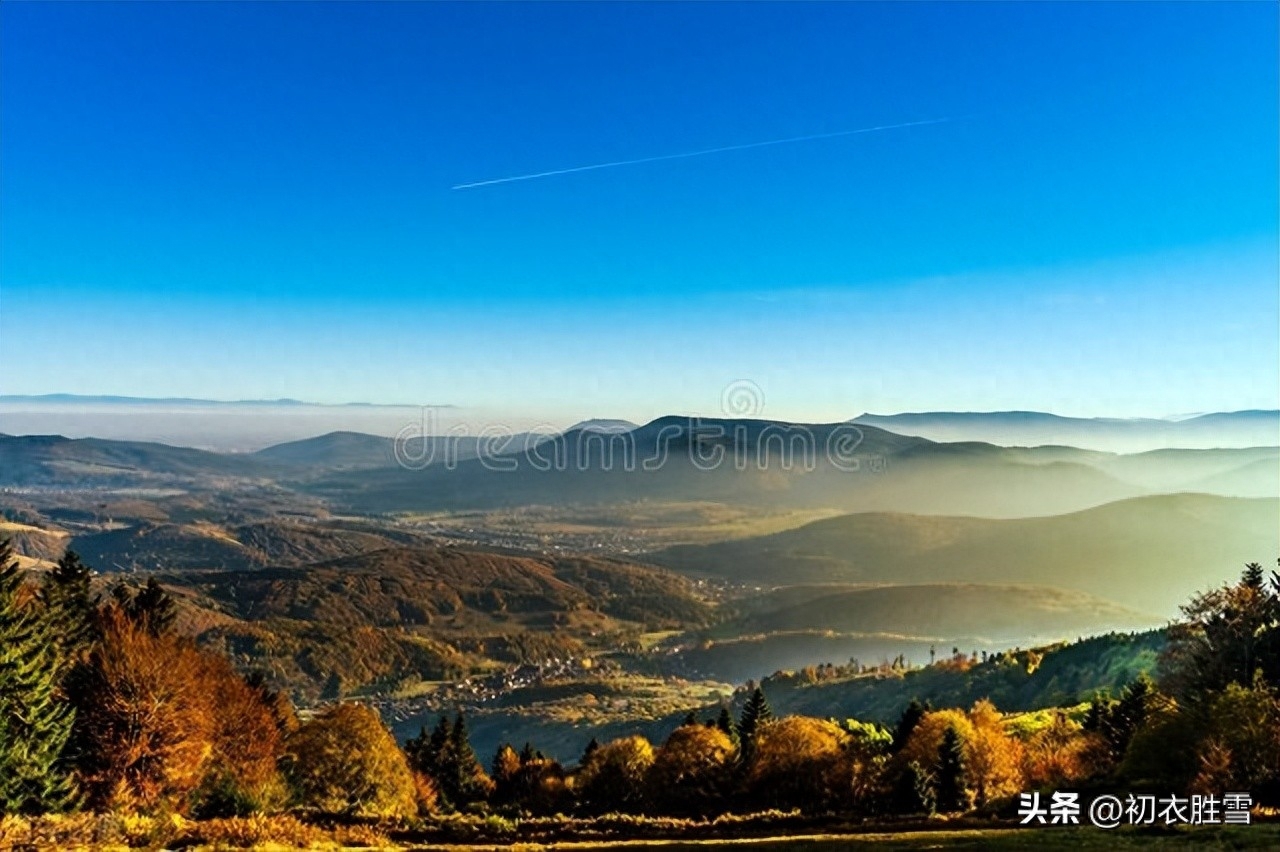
[2,541,1277,822]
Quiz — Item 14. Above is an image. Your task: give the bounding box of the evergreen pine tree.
[891,699,929,754]
[581,737,600,763]
[715,705,739,750]
[0,540,75,814]
[405,715,451,779]
[131,578,177,635]
[442,712,490,807]
[1243,561,1265,589]
[40,550,96,673]
[737,687,772,763]
[891,760,934,814]
[934,725,968,813]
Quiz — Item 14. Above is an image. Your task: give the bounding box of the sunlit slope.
[652,494,1279,613]
[722,583,1160,640]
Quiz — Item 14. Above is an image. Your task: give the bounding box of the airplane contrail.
[451,116,954,190]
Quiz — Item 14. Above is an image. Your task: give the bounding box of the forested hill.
[759,629,1166,725]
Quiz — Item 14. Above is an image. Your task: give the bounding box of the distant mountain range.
[2,396,1274,453]
[0,394,431,408]
[2,416,1275,519]
[851,410,1279,452]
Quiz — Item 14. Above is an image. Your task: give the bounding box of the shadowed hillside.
[70,519,438,573]
[720,583,1160,640]
[852,410,1280,452]
[653,494,1279,612]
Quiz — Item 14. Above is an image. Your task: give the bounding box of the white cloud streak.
[451,116,954,190]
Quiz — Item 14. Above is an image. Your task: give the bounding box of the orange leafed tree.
[68,606,217,812]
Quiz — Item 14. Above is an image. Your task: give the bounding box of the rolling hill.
[651,493,1279,613]
[150,544,712,700]
[0,433,275,486]
[69,519,438,573]
[852,410,1280,452]
[721,583,1160,641]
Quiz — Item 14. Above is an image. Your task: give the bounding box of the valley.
[2,412,1274,751]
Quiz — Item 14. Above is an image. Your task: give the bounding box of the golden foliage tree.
[282,702,416,818]
[964,700,1024,807]
[574,735,654,815]
[648,724,736,815]
[747,716,849,812]
[900,702,1026,811]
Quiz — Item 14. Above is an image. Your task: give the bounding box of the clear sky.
[2,2,1277,424]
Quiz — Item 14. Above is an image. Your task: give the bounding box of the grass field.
[421,824,1280,851]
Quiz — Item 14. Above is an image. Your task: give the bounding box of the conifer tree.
[891,760,934,814]
[111,578,177,636]
[131,578,177,635]
[737,686,772,763]
[892,699,929,754]
[934,725,968,813]
[715,705,740,750]
[40,550,97,673]
[0,540,75,814]
[445,712,492,806]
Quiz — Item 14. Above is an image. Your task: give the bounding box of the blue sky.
[2,2,1276,423]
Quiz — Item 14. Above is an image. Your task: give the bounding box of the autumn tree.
[963,700,1024,808]
[0,541,75,814]
[491,742,567,815]
[1022,712,1095,789]
[747,716,849,812]
[66,605,215,812]
[648,723,736,816]
[282,702,416,818]
[899,703,1024,813]
[574,735,654,814]
[190,655,288,817]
